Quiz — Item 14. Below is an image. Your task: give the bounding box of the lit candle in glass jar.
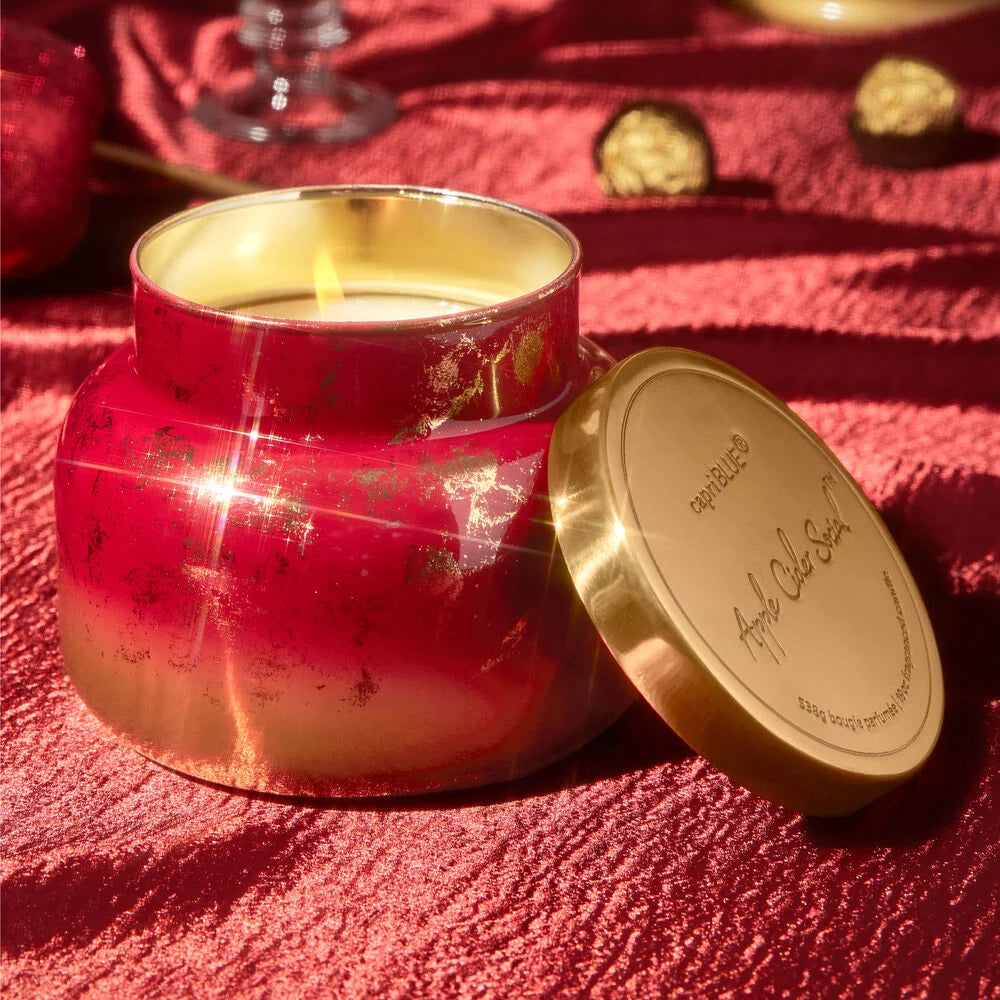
[56,185,634,801]
[223,246,492,322]
[228,290,485,322]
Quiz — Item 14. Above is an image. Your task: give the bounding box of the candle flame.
[313,247,344,319]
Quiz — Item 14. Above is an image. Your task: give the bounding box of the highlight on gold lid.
[594,102,714,198]
[727,0,999,34]
[549,349,943,816]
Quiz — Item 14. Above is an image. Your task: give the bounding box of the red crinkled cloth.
[2,2,999,997]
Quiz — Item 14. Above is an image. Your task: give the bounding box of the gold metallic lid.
[549,348,943,816]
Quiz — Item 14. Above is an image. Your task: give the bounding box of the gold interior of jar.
[136,186,577,316]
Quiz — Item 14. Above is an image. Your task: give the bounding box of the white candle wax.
[229,291,485,322]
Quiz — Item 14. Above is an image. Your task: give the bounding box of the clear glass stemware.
[193,0,395,144]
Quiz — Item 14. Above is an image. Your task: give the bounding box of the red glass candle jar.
[55,186,634,796]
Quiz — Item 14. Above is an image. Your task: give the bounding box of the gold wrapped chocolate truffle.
[595,102,714,197]
[850,56,962,168]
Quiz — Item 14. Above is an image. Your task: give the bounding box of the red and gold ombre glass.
[54,186,633,796]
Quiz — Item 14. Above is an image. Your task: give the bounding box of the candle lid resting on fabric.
[549,349,943,816]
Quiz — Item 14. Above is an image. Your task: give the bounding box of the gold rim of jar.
[131,185,582,336]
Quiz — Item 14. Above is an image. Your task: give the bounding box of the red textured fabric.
[3,2,1000,997]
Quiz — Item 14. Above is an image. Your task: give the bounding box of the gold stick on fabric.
[92,140,263,198]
